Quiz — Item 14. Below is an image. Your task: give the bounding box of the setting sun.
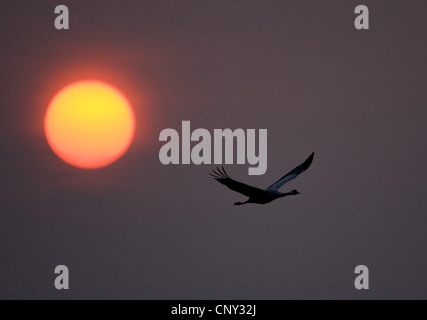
[44,80,135,169]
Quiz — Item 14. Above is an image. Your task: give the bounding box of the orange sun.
[44,80,136,169]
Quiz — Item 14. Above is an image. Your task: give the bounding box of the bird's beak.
[296,191,301,195]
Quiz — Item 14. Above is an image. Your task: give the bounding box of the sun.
[44,80,136,169]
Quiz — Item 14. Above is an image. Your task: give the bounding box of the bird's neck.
[281,192,296,197]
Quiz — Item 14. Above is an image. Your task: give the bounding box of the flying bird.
[210,153,314,206]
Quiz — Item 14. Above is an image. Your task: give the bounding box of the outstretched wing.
[210,167,264,198]
[267,153,314,191]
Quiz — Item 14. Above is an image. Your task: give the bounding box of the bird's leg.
[234,200,250,206]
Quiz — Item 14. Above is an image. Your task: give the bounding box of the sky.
[0,0,426,299]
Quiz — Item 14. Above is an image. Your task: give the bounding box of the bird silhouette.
[210,153,314,206]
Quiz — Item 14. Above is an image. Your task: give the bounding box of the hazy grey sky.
[0,0,426,299]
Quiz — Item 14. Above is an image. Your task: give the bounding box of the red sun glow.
[44,80,136,169]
